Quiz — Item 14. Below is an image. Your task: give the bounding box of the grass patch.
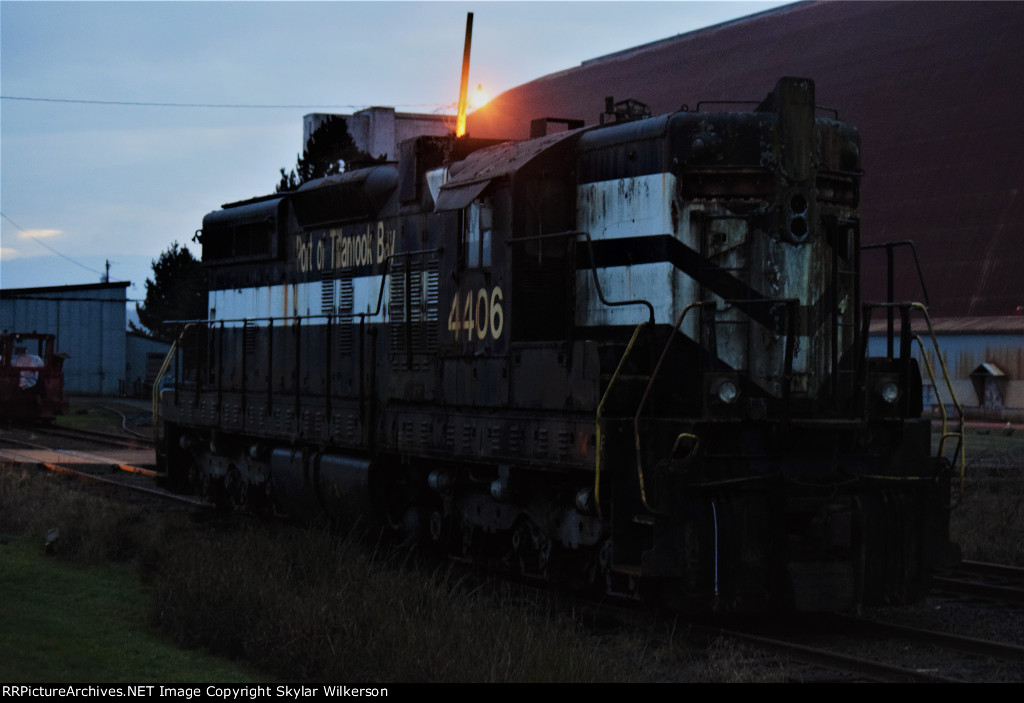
[0,537,259,682]
[0,465,663,682]
[949,427,1024,566]
[5,460,915,683]
[5,420,1020,682]
[54,398,152,435]
[152,524,646,682]
[4,418,1016,681]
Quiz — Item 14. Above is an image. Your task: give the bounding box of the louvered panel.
[409,262,423,323]
[320,271,335,314]
[243,321,256,355]
[338,271,354,353]
[389,259,406,351]
[424,256,440,352]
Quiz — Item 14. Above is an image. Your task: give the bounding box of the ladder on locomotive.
[829,217,859,404]
[861,240,966,489]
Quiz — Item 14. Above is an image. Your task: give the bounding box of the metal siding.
[868,331,1024,410]
[126,334,171,397]
[0,283,127,394]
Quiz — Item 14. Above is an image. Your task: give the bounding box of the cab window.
[462,201,492,269]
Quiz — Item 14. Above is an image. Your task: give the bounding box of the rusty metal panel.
[436,129,582,210]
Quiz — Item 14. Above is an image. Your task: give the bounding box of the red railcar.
[0,332,69,422]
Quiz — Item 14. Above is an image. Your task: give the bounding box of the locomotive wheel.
[511,520,540,575]
[224,465,247,509]
[246,482,274,517]
[460,523,478,559]
[188,462,206,496]
[428,509,450,548]
[194,469,230,511]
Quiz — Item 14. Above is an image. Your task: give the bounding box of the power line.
[0,95,451,110]
[0,212,106,278]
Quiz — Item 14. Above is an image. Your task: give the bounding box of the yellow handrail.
[910,303,966,493]
[594,322,647,519]
[671,432,701,458]
[633,302,706,513]
[151,322,201,449]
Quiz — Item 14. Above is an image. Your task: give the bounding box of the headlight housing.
[879,380,901,404]
[708,375,741,408]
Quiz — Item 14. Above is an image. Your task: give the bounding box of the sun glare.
[469,84,489,111]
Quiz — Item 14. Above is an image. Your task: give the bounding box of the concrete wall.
[304,108,453,162]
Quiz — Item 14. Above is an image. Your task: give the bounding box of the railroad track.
[721,611,1024,682]
[14,423,154,450]
[0,432,205,508]
[548,572,1024,682]
[708,624,960,682]
[510,580,1023,682]
[836,613,1024,662]
[932,561,1024,604]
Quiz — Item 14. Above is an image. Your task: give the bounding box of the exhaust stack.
[455,12,473,137]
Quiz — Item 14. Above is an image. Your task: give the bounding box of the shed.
[970,362,1008,412]
[0,282,129,395]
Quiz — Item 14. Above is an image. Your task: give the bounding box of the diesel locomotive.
[157,78,961,612]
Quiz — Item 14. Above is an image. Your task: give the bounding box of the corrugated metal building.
[467,0,1024,417]
[0,282,129,395]
[869,317,1024,420]
[125,331,172,398]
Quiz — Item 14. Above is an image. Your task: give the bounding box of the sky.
[1,0,789,319]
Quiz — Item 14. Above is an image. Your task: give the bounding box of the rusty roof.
[468,1,1024,319]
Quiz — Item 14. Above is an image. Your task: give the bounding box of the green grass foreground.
[5,419,1022,683]
[0,466,682,682]
[0,538,259,682]
[4,419,1022,682]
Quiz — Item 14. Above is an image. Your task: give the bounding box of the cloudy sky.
[1,0,787,311]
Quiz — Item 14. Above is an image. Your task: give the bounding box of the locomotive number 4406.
[447,286,504,342]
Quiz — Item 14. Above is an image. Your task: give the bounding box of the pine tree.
[132,242,207,343]
[276,115,373,192]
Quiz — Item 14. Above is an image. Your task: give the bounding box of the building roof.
[468,1,1024,319]
[869,315,1024,335]
[0,281,130,298]
[971,362,1005,377]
